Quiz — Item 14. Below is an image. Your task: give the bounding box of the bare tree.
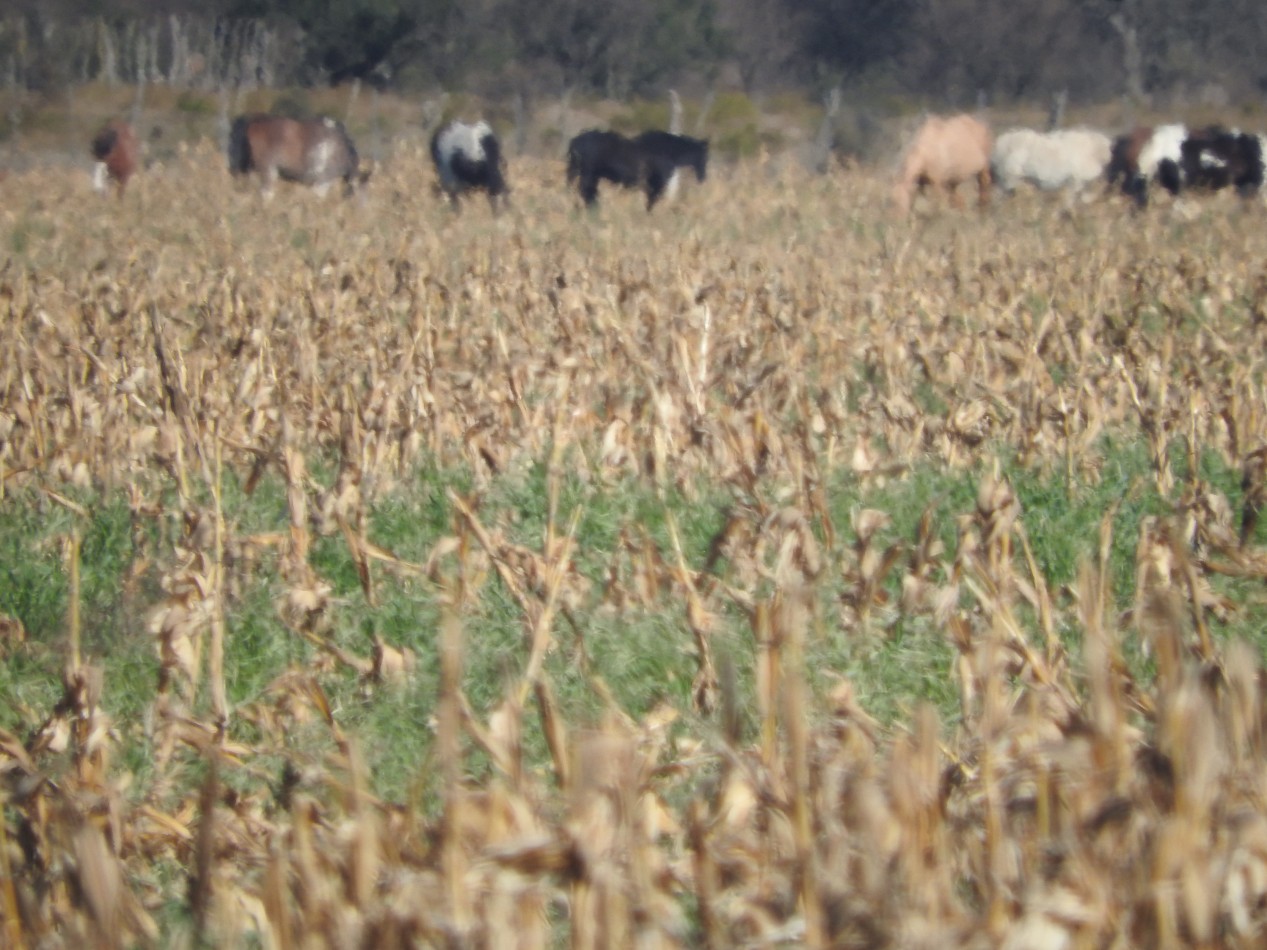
[905,0,1118,102]
[1108,9,1146,103]
[714,0,807,92]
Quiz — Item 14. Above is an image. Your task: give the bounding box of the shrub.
[611,99,670,134]
[270,91,313,119]
[175,91,215,116]
[715,123,762,159]
[706,90,758,129]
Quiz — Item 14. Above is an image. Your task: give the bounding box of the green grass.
[0,489,149,725]
[0,432,1257,801]
[9,213,56,256]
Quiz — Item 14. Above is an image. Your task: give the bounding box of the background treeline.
[3,0,1267,108]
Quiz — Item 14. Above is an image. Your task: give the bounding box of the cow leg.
[1235,159,1262,198]
[260,165,278,202]
[645,170,669,210]
[579,176,600,207]
[1157,159,1182,197]
[977,169,991,210]
[92,162,108,193]
[947,183,963,209]
[1125,174,1149,208]
[664,169,681,202]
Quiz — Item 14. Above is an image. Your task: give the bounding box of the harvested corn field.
[5,140,1267,947]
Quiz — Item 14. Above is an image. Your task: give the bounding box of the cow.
[430,119,509,211]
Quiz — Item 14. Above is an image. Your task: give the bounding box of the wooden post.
[216,82,230,156]
[694,90,715,136]
[514,88,528,154]
[813,86,841,174]
[560,85,574,143]
[130,75,146,128]
[1047,89,1067,130]
[344,78,360,125]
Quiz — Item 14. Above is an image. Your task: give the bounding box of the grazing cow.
[228,114,367,199]
[991,127,1112,195]
[1105,126,1153,195]
[430,119,509,211]
[566,129,708,210]
[1106,124,1185,206]
[633,129,708,201]
[891,113,993,216]
[90,118,140,198]
[1177,126,1264,197]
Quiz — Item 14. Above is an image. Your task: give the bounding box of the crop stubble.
[3,141,1267,946]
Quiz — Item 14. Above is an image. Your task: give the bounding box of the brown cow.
[91,118,139,197]
[228,114,368,199]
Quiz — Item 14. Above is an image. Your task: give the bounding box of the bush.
[715,123,763,159]
[830,109,887,164]
[706,90,758,128]
[539,127,564,154]
[611,99,670,135]
[175,91,215,116]
[270,92,313,119]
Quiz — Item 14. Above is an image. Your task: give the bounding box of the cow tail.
[228,116,252,175]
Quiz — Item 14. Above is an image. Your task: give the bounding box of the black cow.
[565,129,708,210]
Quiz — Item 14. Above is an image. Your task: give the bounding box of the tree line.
[4,0,1267,108]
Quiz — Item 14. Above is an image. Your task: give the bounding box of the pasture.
[5,138,1267,947]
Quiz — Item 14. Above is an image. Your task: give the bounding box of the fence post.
[1047,89,1067,131]
[813,85,841,174]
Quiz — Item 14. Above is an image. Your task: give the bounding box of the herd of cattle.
[86,113,710,212]
[83,109,1267,215]
[894,112,1267,214]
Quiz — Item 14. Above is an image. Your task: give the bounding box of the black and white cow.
[430,119,509,211]
[1177,126,1264,197]
[1108,123,1264,206]
[1105,123,1186,206]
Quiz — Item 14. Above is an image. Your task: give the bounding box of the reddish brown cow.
[1105,126,1153,185]
[91,118,139,197]
[228,114,367,199]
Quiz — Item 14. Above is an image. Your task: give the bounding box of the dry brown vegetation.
[6,140,1267,947]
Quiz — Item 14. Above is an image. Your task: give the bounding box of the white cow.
[991,127,1113,194]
